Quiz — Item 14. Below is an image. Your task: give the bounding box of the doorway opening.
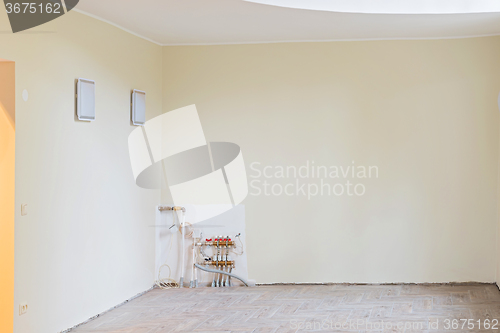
[0,58,15,333]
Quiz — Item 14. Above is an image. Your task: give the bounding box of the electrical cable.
[179,209,186,288]
[155,210,180,289]
[231,233,244,255]
[156,264,179,289]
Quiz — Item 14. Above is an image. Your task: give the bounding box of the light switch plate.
[21,204,27,216]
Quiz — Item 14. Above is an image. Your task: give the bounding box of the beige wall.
[2,7,500,331]
[163,37,500,284]
[0,10,163,333]
[0,60,15,333]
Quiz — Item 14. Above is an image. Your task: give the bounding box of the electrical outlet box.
[21,204,27,216]
[19,303,28,315]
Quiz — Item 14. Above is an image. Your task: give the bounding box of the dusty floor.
[69,283,500,332]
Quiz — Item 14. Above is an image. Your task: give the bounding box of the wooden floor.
[70,284,500,333]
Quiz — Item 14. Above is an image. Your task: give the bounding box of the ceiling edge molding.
[72,8,163,46]
[161,33,500,46]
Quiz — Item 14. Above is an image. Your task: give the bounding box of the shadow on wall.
[0,59,15,333]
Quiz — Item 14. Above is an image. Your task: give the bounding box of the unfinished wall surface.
[162,37,500,284]
[0,10,163,333]
[0,60,15,333]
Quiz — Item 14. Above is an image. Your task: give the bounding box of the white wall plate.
[132,89,146,126]
[77,78,96,122]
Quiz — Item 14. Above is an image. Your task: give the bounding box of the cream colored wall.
[163,37,500,284]
[2,7,500,331]
[0,11,163,333]
[0,60,15,333]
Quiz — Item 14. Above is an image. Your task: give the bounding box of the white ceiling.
[75,0,500,45]
[245,0,500,14]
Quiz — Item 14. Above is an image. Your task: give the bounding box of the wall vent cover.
[132,89,146,126]
[76,78,96,122]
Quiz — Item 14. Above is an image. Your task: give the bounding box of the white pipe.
[211,236,216,287]
[211,265,216,287]
[226,266,232,287]
[179,210,186,288]
[223,266,228,287]
[215,236,221,287]
[194,264,249,287]
[190,238,196,288]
